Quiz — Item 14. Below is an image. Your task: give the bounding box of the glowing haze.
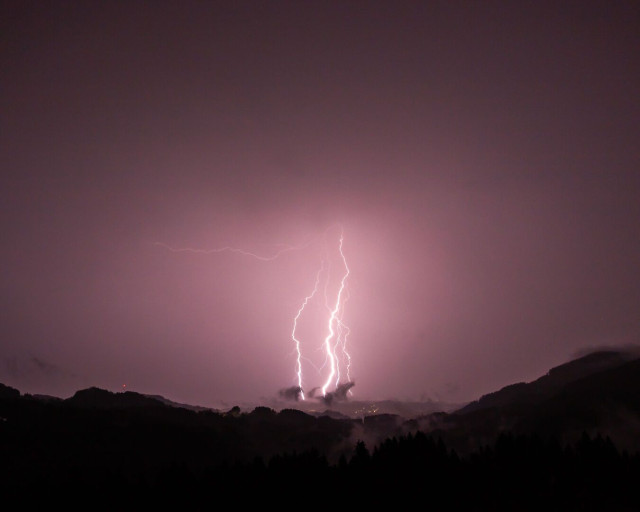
[2,2,640,406]
[158,225,354,401]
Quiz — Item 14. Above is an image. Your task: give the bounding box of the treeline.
[3,428,639,509]
[209,432,640,510]
[2,386,639,509]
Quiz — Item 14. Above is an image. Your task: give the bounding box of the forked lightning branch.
[156,226,354,401]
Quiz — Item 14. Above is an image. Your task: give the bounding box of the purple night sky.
[2,1,639,406]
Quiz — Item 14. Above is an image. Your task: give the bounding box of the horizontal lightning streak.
[154,240,312,261]
[155,224,354,402]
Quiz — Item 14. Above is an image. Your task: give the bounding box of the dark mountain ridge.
[423,350,640,453]
[3,349,640,508]
[459,350,639,414]
[66,387,167,409]
[2,348,639,453]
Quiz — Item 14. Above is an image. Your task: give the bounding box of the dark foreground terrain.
[2,350,640,510]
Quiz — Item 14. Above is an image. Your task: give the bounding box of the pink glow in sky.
[2,1,640,406]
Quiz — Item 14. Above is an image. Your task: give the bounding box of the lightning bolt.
[291,261,324,401]
[338,293,354,396]
[321,229,350,397]
[334,287,352,389]
[155,225,354,401]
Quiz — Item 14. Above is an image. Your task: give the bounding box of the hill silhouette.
[424,350,640,453]
[459,350,639,414]
[2,349,640,508]
[66,387,167,408]
[0,382,19,400]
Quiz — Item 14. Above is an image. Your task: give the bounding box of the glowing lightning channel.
[336,288,353,395]
[334,292,352,389]
[338,298,354,396]
[291,262,324,401]
[155,226,355,400]
[321,229,350,396]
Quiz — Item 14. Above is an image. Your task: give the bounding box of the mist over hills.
[3,348,640,452]
[3,348,640,445]
[2,349,640,508]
